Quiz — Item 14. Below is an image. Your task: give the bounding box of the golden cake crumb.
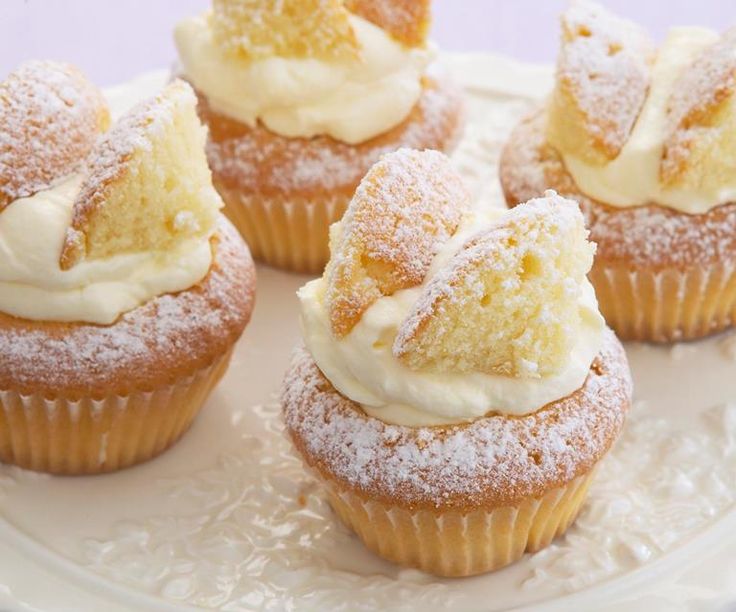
[210,0,359,60]
[394,192,596,378]
[60,80,222,270]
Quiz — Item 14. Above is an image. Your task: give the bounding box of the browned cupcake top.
[283,327,630,511]
[198,75,464,197]
[500,110,736,270]
[0,219,255,398]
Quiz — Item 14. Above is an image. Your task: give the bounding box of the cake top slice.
[210,0,359,60]
[326,148,471,338]
[344,0,431,47]
[394,192,596,378]
[661,28,736,188]
[59,80,222,270]
[0,61,109,211]
[546,0,654,164]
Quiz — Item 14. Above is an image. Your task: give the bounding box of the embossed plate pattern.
[0,56,735,611]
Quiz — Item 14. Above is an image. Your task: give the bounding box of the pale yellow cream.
[0,176,214,325]
[175,13,431,144]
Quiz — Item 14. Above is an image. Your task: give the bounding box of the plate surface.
[1,55,736,612]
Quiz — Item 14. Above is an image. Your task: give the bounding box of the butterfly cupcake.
[0,63,255,474]
[282,149,631,575]
[175,0,464,272]
[501,0,736,342]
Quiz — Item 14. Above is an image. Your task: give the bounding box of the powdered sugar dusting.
[0,219,254,396]
[0,60,108,210]
[501,110,736,268]
[283,328,630,509]
[338,149,469,279]
[555,0,653,157]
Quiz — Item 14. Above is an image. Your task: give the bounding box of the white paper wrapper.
[323,470,595,577]
[0,349,232,474]
[591,263,736,342]
[217,183,348,274]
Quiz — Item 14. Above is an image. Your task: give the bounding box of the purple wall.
[0,0,731,85]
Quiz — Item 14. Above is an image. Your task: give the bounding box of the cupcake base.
[590,263,736,342]
[0,349,232,475]
[326,470,595,577]
[217,183,347,274]
[284,335,630,577]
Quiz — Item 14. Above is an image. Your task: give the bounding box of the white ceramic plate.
[1,55,736,612]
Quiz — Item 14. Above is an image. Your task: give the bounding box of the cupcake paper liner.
[590,262,736,342]
[217,183,349,274]
[0,349,233,475]
[323,469,595,577]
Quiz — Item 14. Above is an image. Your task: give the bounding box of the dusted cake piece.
[345,0,431,47]
[326,149,470,337]
[546,0,654,164]
[60,81,222,269]
[394,194,594,377]
[661,29,736,190]
[0,60,109,210]
[210,0,358,60]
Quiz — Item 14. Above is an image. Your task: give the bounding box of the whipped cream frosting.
[0,175,213,325]
[561,26,734,214]
[175,13,431,144]
[299,209,605,427]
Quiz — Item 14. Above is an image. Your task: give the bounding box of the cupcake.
[282,149,631,576]
[174,0,464,273]
[500,0,736,342]
[0,63,256,475]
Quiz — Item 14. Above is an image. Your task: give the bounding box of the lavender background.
[0,0,730,85]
